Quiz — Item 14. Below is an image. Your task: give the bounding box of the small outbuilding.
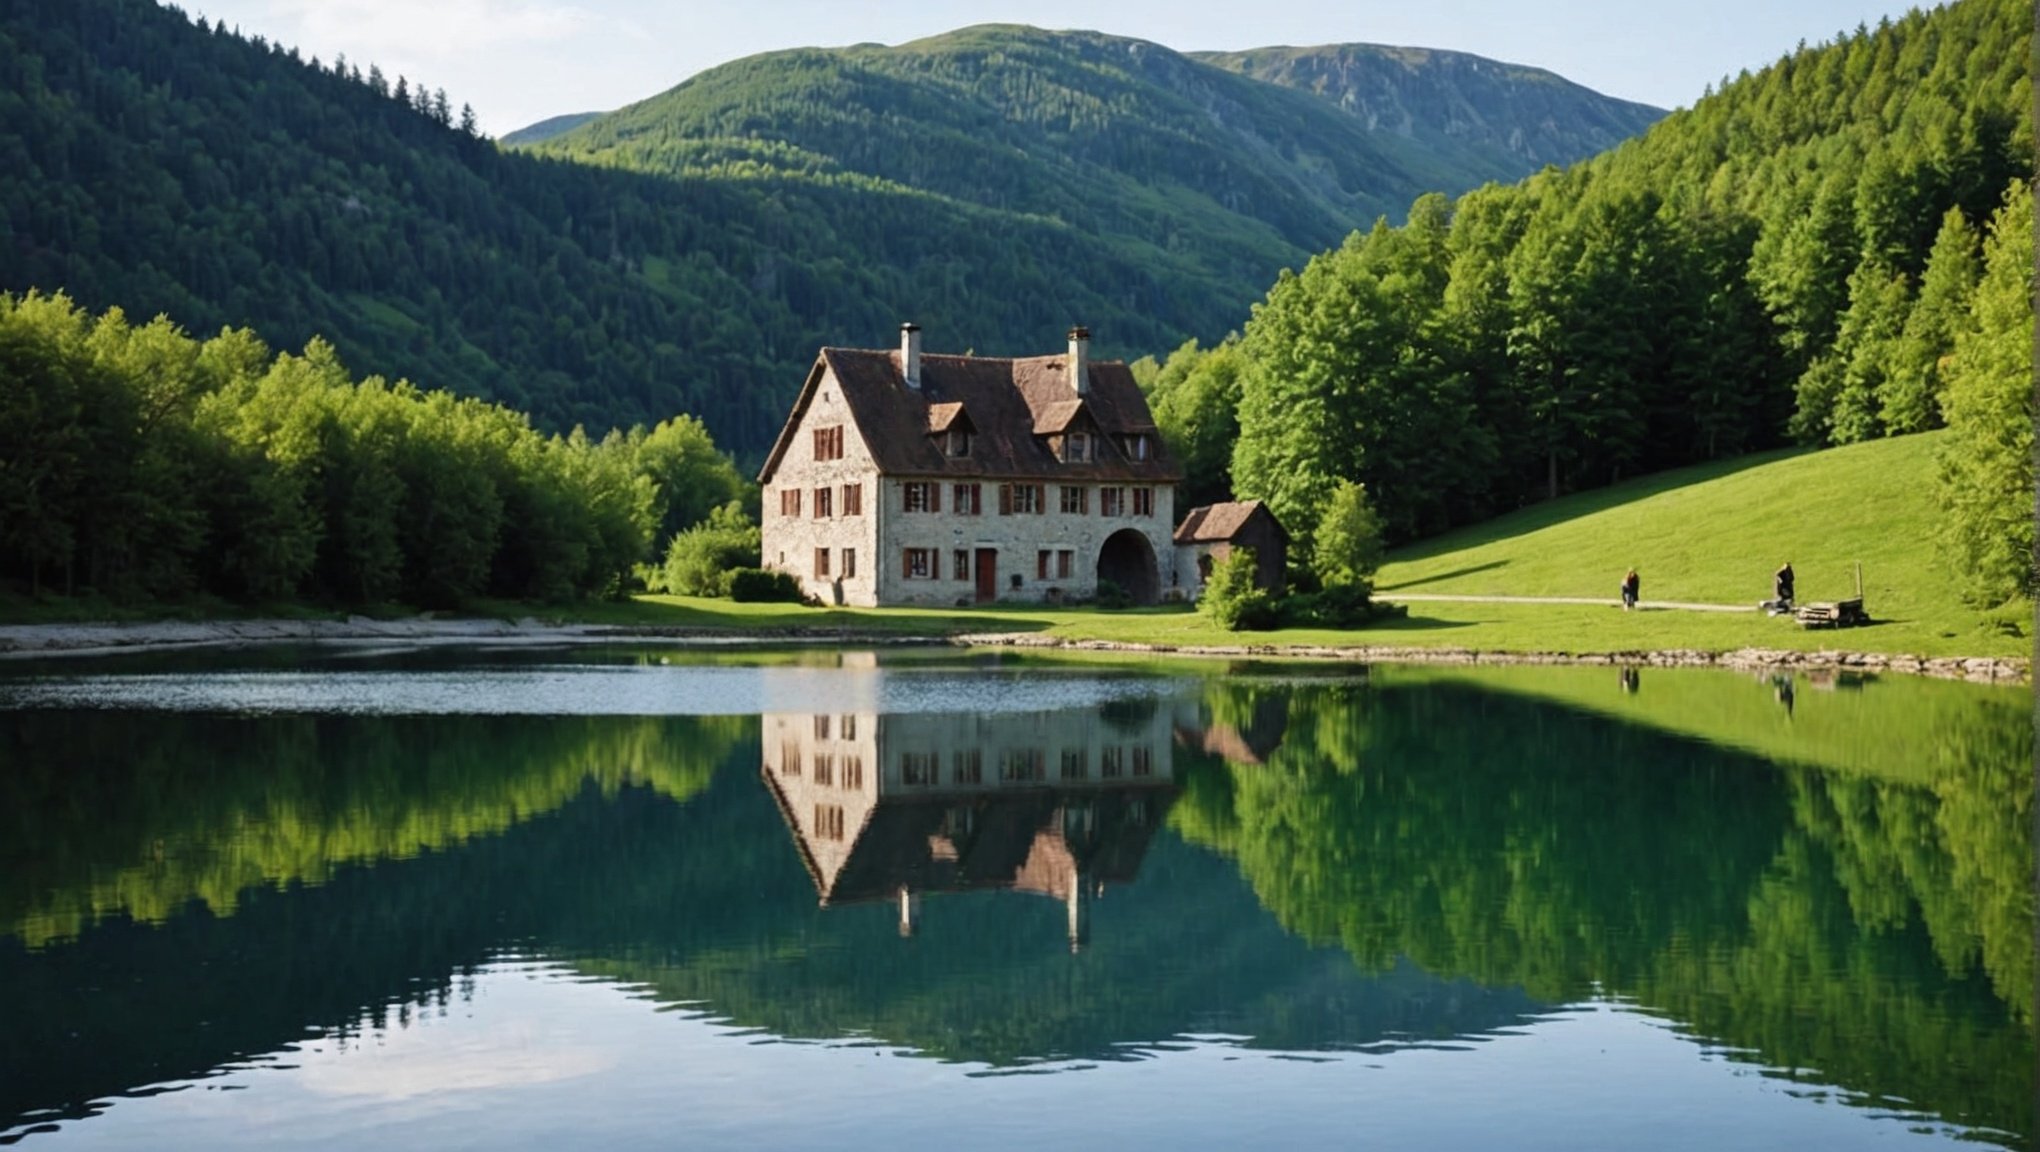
[1173,499,1288,600]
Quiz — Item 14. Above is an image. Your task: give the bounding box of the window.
[843,548,857,579]
[903,752,938,786]
[814,804,845,841]
[1119,434,1150,461]
[945,429,973,458]
[1001,483,1043,515]
[843,756,864,790]
[813,425,845,461]
[1061,432,1092,463]
[841,714,857,740]
[1059,749,1087,780]
[814,548,831,578]
[779,488,802,517]
[953,550,970,581]
[1101,747,1123,778]
[904,548,934,579]
[1100,487,1124,517]
[952,483,982,515]
[904,481,939,513]
[781,741,803,776]
[952,749,983,785]
[814,487,832,518]
[814,715,831,740]
[1000,749,1045,782]
[813,754,834,786]
[1133,487,1155,517]
[1132,747,1152,777]
[1037,550,1052,580]
[843,483,863,516]
[1056,550,1073,579]
[1060,485,1088,515]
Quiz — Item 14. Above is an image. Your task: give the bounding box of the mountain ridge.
[0,4,1668,462]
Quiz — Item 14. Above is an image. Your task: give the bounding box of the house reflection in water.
[761,703,1179,952]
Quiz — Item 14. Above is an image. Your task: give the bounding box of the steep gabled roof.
[758,345,1181,484]
[1174,499,1285,544]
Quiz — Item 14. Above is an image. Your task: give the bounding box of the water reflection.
[763,704,1182,949]
[0,653,2027,1149]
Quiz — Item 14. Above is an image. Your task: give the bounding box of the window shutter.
[931,550,941,580]
[902,550,912,579]
[999,484,1012,516]
[930,483,940,513]
[1034,485,1045,515]
[973,486,983,515]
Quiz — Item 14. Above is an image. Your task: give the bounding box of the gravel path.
[1384,593,1759,613]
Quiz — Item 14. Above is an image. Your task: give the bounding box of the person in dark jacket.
[1774,562,1795,606]
[1621,568,1640,611]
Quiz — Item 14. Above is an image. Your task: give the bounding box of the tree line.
[1141,0,2033,607]
[0,292,746,607]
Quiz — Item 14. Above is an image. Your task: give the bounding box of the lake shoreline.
[0,617,2025,684]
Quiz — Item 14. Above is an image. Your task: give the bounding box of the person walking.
[1774,562,1795,607]
[1621,568,1640,611]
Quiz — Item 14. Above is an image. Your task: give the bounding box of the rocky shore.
[953,633,2032,685]
[0,618,2026,685]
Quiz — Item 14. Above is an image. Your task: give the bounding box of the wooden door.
[974,549,997,603]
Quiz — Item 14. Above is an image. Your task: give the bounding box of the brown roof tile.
[1173,499,1283,544]
[925,401,971,434]
[759,346,1181,484]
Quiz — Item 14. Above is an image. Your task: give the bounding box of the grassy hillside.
[1374,432,2029,649]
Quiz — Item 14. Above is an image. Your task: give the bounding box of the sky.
[187,0,1934,136]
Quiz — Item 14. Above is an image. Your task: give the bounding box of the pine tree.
[1934,179,2034,606]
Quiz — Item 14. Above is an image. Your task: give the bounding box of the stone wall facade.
[762,366,1182,608]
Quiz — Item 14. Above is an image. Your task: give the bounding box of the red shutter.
[999,484,1012,515]
[929,483,940,513]
[931,550,941,580]
[902,550,912,579]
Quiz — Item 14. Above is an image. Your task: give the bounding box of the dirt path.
[1385,593,1758,614]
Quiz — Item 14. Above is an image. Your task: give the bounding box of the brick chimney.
[901,322,922,390]
[1067,326,1090,396]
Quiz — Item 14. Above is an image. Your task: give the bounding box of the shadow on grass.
[1350,613,1478,633]
[1377,560,1510,592]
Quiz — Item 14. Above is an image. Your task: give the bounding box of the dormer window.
[945,429,972,458]
[1119,433,1150,461]
[1063,433,1092,463]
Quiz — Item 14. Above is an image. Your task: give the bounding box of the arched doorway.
[1096,529,1160,605]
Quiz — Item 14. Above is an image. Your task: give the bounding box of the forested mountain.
[498,111,603,147]
[0,1,1659,460]
[1191,44,1663,170]
[1160,0,2033,605]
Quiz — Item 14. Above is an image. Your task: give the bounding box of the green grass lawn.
[1372,431,2029,656]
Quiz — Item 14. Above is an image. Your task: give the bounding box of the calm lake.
[0,647,2030,1150]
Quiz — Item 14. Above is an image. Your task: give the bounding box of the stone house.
[757,325,1183,607]
[1173,499,1289,598]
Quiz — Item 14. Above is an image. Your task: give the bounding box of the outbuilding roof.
[1173,499,1285,545]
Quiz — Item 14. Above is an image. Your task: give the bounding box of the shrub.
[728,567,805,603]
[650,501,758,596]
[1201,548,1276,631]
[1312,479,1386,594]
[1278,584,1407,628]
[1093,578,1134,609]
